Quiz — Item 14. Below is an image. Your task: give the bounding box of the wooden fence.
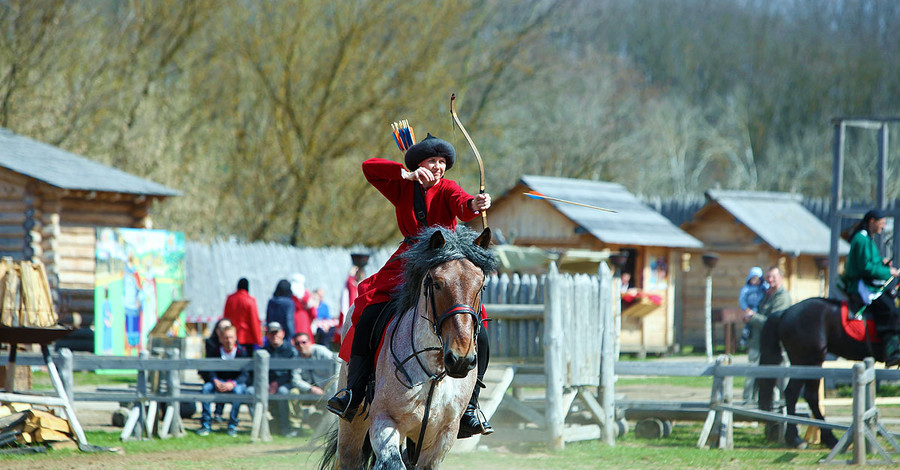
[0,348,339,443]
[484,263,617,450]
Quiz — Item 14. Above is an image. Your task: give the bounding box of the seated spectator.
[312,288,338,347]
[197,325,250,437]
[289,332,335,431]
[203,318,233,424]
[251,322,298,437]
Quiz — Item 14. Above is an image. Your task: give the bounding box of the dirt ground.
[7,355,897,469]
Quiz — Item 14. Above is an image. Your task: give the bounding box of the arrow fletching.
[390,119,416,154]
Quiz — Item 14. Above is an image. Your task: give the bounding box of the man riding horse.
[839,209,900,367]
[328,133,494,438]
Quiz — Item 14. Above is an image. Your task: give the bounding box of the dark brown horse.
[757,294,897,449]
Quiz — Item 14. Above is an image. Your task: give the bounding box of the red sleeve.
[440,179,479,222]
[362,158,405,205]
[249,298,262,346]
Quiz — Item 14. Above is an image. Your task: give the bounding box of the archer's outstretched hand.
[469,193,491,212]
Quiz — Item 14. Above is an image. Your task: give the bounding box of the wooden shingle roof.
[518,175,703,248]
[0,127,180,197]
[701,189,849,256]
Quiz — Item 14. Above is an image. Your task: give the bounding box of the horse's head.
[399,226,496,379]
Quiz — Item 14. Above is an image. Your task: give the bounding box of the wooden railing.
[0,348,339,442]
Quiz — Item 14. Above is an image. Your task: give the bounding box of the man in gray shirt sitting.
[289,332,335,430]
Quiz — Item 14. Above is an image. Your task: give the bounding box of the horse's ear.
[474,228,492,249]
[429,229,446,251]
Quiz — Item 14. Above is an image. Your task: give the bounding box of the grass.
[31,371,135,390]
[835,383,900,398]
[1,423,895,469]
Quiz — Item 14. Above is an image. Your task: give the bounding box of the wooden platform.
[452,366,514,452]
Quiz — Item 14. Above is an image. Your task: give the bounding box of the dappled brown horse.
[320,226,495,470]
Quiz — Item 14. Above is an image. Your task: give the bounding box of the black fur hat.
[404,134,456,170]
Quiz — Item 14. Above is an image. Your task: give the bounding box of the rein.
[390,270,483,389]
[387,266,483,466]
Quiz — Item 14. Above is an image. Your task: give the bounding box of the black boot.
[884,334,900,368]
[327,355,370,421]
[458,383,493,439]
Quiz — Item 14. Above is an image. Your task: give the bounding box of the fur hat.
[404,134,456,170]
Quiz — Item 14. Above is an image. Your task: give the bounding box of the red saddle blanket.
[841,302,881,343]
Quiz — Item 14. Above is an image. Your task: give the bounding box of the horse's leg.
[413,430,456,470]
[370,413,405,470]
[334,358,374,470]
[801,378,838,448]
[782,378,807,449]
[336,416,371,470]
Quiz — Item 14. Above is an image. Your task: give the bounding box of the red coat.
[223,289,262,347]
[339,158,480,361]
[334,274,360,347]
[292,291,317,339]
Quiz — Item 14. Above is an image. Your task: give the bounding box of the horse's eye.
[433,281,442,291]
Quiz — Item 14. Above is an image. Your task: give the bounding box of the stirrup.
[458,404,492,439]
[478,406,494,435]
[326,388,358,421]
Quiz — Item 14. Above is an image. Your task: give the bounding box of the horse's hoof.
[787,436,808,449]
[822,434,839,449]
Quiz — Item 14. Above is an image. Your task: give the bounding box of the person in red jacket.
[290,273,317,340]
[327,134,493,438]
[222,278,262,351]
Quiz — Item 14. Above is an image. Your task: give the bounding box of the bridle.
[390,267,484,390]
[387,264,484,465]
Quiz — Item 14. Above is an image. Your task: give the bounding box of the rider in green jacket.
[840,209,900,367]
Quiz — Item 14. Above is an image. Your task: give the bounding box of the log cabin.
[482,175,703,355]
[679,190,850,350]
[0,128,180,326]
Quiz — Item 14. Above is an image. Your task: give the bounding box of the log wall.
[0,167,163,326]
[680,204,837,349]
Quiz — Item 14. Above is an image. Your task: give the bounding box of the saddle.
[840,301,881,343]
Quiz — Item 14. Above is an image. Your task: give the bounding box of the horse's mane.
[394,225,497,313]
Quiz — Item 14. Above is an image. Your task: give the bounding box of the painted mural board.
[94,227,185,357]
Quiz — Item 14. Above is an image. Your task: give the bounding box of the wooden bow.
[449,93,488,228]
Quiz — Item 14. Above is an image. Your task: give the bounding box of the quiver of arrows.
[391,120,416,154]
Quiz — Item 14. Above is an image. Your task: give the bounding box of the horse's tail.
[317,425,339,470]
[757,309,785,412]
[316,422,376,470]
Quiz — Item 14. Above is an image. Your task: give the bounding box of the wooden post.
[59,348,74,404]
[599,263,616,446]
[704,273,713,362]
[136,350,149,440]
[4,346,15,391]
[721,355,733,450]
[851,362,866,465]
[698,356,725,448]
[250,349,271,442]
[544,263,565,450]
[159,348,185,438]
[864,357,876,455]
